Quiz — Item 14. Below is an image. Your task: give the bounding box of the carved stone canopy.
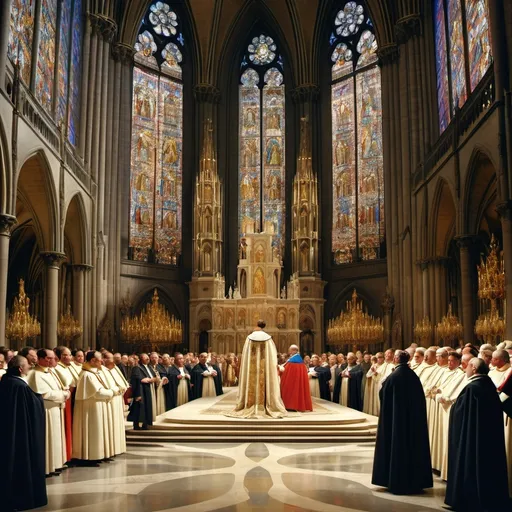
[193,84,221,104]
[40,251,67,269]
[0,214,17,236]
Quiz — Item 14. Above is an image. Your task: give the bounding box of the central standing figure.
[225,320,287,419]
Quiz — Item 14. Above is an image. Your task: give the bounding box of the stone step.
[128,428,375,437]
[127,434,376,443]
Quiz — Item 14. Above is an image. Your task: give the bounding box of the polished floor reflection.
[41,442,447,511]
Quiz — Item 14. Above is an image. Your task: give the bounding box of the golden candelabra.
[414,316,433,346]
[327,289,384,348]
[57,305,83,343]
[121,289,182,348]
[475,234,505,343]
[436,304,463,346]
[5,279,41,343]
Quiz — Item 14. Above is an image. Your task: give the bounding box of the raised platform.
[127,389,378,444]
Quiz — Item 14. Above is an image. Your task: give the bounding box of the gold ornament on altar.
[435,305,463,345]
[327,289,384,348]
[5,279,41,343]
[57,305,83,343]
[414,316,433,345]
[475,234,505,343]
[121,289,182,348]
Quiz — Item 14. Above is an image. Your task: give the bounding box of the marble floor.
[41,441,448,512]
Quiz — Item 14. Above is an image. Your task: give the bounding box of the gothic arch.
[63,193,89,265]
[430,177,457,257]
[15,151,59,252]
[461,147,498,236]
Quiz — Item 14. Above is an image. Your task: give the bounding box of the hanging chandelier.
[327,289,384,348]
[475,234,505,344]
[121,289,182,347]
[6,279,41,343]
[436,304,463,346]
[414,316,433,346]
[57,305,83,343]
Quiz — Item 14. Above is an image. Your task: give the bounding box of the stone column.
[428,259,436,323]
[40,252,66,347]
[456,236,475,344]
[497,202,512,337]
[380,288,395,349]
[0,215,16,343]
[72,264,91,345]
[0,0,13,91]
[419,260,429,319]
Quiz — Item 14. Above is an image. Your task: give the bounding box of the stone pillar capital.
[112,42,136,64]
[416,258,431,271]
[193,84,221,104]
[72,263,93,272]
[40,252,67,269]
[0,214,17,236]
[377,43,399,66]
[496,200,512,221]
[89,13,117,42]
[290,84,320,105]
[395,14,422,44]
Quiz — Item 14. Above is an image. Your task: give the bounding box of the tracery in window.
[129,2,184,265]
[330,2,384,264]
[239,34,285,255]
[8,0,35,84]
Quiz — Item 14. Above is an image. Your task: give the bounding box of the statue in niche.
[280,286,286,300]
[228,286,233,299]
[204,184,213,202]
[238,310,246,328]
[226,309,234,328]
[239,240,247,259]
[253,267,265,294]
[233,287,241,300]
[277,310,286,328]
[255,245,265,262]
[266,139,281,166]
[300,246,309,272]
[162,211,177,229]
[300,181,308,200]
[162,137,179,164]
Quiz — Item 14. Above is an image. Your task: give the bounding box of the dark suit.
[127,364,156,428]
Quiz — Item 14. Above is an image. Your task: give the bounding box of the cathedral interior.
[0,0,510,356]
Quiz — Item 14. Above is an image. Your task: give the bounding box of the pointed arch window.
[239,35,286,255]
[330,2,384,265]
[129,1,184,265]
[434,0,493,132]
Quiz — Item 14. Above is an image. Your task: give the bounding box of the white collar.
[248,330,272,341]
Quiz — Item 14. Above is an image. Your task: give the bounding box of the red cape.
[280,363,313,412]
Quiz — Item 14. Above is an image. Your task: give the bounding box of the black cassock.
[312,366,331,401]
[191,363,222,399]
[371,363,433,495]
[445,375,510,511]
[332,365,363,410]
[0,374,47,511]
[167,365,191,409]
[128,364,157,427]
[211,364,224,396]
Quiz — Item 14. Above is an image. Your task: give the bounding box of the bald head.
[492,349,510,369]
[461,353,473,370]
[394,350,410,365]
[424,349,437,365]
[466,357,489,378]
[288,345,299,355]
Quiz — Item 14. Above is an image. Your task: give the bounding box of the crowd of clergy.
[1,339,512,511]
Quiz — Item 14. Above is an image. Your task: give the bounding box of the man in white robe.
[103,352,128,457]
[149,351,169,415]
[225,320,287,419]
[411,348,425,373]
[363,352,384,416]
[424,349,449,443]
[378,349,395,389]
[27,349,69,476]
[72,351,114,466]
[417,348,439,387]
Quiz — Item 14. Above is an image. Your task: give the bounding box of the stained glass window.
[8,0,35,84]
[434,0,492,132]
[68,0,83,145]
[331,2,384,264]
[57,0,72,125]
[130,2,184,265]
[239,35,285,255]
[35,0,58,113]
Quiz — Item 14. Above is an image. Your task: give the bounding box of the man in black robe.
[0,356,47,511]
[372,350,432,495]
[128,353,157,430]
[333,352,363,410]
[309,355,332,401]
[445,357,510,511]
[167,353,192,409]
[190,352,220,399]
[209,354,224,397]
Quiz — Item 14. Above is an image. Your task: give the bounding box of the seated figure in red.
[279,345,313,412]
